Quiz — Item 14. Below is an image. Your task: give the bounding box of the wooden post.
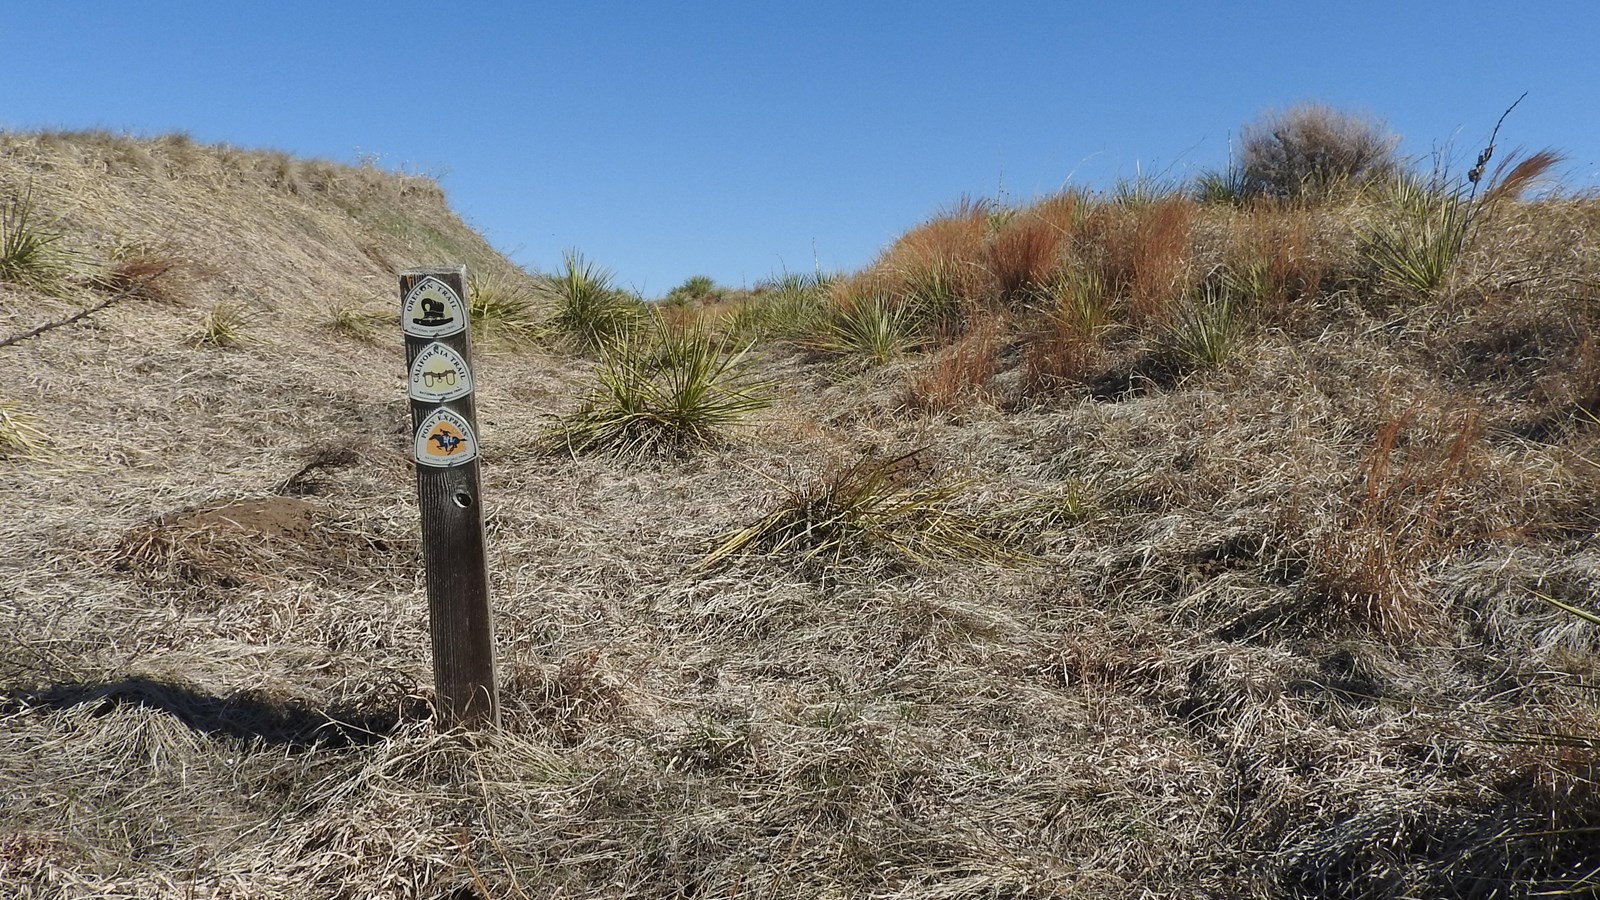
[399,266,499,728]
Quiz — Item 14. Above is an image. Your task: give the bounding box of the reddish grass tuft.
[1306,410,1484,635]
[905,315,1005,413]
[1089,198,1198,328]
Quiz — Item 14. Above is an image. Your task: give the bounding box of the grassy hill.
[2,128,1599,899]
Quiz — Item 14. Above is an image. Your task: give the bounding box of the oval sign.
[414,408,478,468]
[408,342,474,402]
[401,276,468,338]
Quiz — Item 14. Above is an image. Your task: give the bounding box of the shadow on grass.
[3,676,429,749]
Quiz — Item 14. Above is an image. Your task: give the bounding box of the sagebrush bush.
[1240,104,1400,199]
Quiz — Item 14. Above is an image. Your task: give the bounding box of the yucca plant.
[664,274,721,306]
[0,187,74,290]
[467,272,541,344]
[809,293,919,366]
[1192,167,1248,206]
[188,301,255,348]
[701,448,1010,572]
[547,250,642,352]
[1361,174,1466,299]
[1164,282,1252,368]
[543,318,771,457]
[324,300,393,341]
[897,258,973,334]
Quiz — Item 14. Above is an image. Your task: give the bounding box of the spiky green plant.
[1041,267,1116,337]
[702,449,1010,572]
[664,274,721,306]
[0,188,74,290]
[809,293,919,365]
[467,273,541,344]
[547,250,642,352]
[897,259,971,334]
[1164,283,1252,367]
[1192,167,1248,205]
[1361,174,1466,299]
[324,300,392,341]
[544,318,771,457]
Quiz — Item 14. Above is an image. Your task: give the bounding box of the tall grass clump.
[548,250,642,352]
[1089,196,1198,327]
[905,315,1004,413]
[1303,411,1482,635]
[0,187,75,290]
[543,318,771,457]
[1239,104,1400,200]
[985,202,1071,304]
[702,448,1009,572]
[1023,267,1114,393]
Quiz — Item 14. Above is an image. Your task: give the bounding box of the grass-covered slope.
[3,128,1600,899]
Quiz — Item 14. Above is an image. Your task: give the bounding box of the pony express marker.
[400,267,499,728]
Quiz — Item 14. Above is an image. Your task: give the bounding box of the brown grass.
[1091,197,1198,327]
[8,130,1600,900]
[985,204,1071,303]
[1305,410,1484,635]
[905,314,1005,412]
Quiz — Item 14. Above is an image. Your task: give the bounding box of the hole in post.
[453,491,474,509]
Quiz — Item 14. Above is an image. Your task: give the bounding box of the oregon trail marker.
[400,267,499,728]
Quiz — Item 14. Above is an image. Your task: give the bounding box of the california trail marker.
[400,266,499,728]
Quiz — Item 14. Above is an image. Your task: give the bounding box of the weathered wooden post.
[399,266,499,728]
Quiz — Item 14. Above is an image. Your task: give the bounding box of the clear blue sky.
[4,2,1597,295]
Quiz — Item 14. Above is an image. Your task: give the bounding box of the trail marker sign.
[400,266,499,728]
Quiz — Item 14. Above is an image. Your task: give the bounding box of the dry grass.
[7,129,1600,900]
[1091,197,1199,327]
[905,314,1005,413]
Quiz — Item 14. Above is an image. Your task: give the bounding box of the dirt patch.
[113,496,373,588]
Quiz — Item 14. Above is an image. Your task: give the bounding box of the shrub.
[1240,104,1400,199]
[548,250,642,352]
[543,318,771,457]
